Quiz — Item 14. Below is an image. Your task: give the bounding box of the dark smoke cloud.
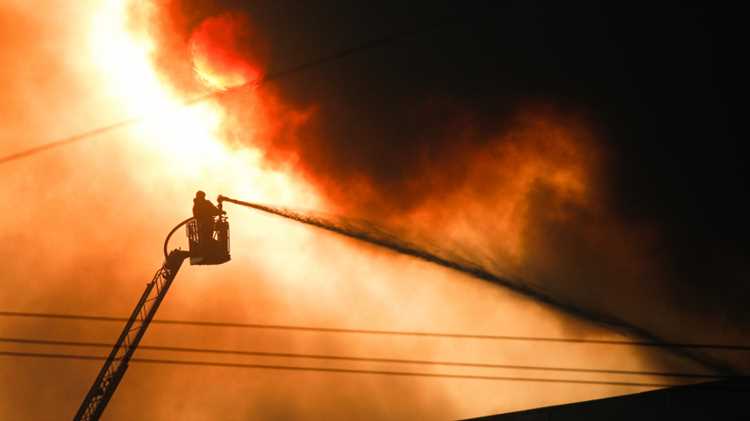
[137,0,749,374]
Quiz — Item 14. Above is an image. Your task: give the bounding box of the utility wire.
[0,119,138,165]
[0,18,456,166]
[0,336,727,380]
[1,311,748,352]
[0,350,676,389]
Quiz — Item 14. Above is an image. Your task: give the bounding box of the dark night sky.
[151,1,747,334]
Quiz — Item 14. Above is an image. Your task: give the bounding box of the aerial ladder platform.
[73,199,230,421]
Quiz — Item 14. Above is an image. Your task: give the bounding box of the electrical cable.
[0,350,678,389]
[2,310,747,352]
[0,336,728,380]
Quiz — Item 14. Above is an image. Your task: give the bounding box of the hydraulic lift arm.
[73,249,189,421]
[73,199,231,421]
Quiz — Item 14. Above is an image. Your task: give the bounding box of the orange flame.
[189,13,265,90]
[87,0,319,220]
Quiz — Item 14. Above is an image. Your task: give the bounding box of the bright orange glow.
[86,0,318,209]
[81,0,601,273]
[189,13,264,90]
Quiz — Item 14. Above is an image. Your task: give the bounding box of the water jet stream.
[218,196,739,377]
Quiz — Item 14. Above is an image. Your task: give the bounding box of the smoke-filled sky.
[1,1,746,419]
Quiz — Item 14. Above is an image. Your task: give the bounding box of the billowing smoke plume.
[137,0,749,374]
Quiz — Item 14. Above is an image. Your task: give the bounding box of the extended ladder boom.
[73,250,189,421]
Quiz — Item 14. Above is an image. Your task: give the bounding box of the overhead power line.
[0,18,456,166]
[1,310,748,352]
[0,350,676,389]
[0,119,138,165]
[0,336,727,380]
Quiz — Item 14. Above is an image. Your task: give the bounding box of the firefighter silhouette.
[192,191,222,252]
